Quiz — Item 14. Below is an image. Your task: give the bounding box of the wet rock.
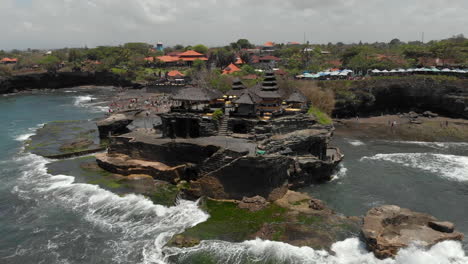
[423,111,438,118]
[362,205,464,259]
[238,196,270,212]
[169,235,200,248]
[96,112,136,139]
[59,138,93,152]
[308,198,326,211]
[95,153,186,183]
[428,221,455,233]
[187,155,293,201]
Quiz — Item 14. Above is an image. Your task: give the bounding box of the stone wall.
[160,112,218,138]
[108,136,219,167]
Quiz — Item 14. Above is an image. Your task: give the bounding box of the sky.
[1,0,467,50]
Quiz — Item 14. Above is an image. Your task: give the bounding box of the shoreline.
[334,114,468,142]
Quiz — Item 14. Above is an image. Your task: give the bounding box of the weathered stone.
[238,196,270,212]
[423,111,439,118]
[188,155,293,201]
[96,112,136,138]
[362,205,464,259]
[428,221,455,233]
[309,198,326,211]
[95,153,186,183]
[59,139,93,152]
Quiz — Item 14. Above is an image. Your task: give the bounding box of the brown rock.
[95,153,185,183]
[362,205,464,259]
[238,196,270,212]
[428,221,455,233]
[309,198,326,211]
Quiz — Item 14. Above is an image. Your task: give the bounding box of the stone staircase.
[218,115,229,136]
[198,149,243,176]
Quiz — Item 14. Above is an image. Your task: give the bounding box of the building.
[0,58,18,64]
[154,50,208,66]
[156,42,164,52]
[222,63,241,75]
[251,71,283,114]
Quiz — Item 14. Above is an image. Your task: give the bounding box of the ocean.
[0,87,467,264]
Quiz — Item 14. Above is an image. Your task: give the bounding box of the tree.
[68,49,83,63]
[241,64,255,74]
[39,55,61,73]
[193,59,207,71]
[230,39,255,50]
[174,44,184,50]
[192,44,209,55]
[239,51,252,65]
[123,42,152,56]
[211,48,235,68]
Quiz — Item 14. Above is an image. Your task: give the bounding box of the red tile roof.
[178,50,205,57]
[167,70,185,77]
[263,41,275,47]
[1,57,18,63]
[222,63,241,75]
[156,56,180,63]
[288,41,301,45]
[144,57,155,62]
[235,58,244,65]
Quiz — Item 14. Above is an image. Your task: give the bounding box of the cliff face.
[333,77,468,118]
[0,71,136,94]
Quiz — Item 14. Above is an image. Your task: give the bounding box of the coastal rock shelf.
[362,205,464,259]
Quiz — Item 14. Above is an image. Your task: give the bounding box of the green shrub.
[212,109,224,121]
[308,106,332,125]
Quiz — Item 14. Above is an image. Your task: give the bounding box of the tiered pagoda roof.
[226,78,247,97]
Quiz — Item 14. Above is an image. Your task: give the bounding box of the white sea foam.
[166,237,468,264]
[73,95,95,106]
[11,125,468,263]
[15,133,34,141]
[331,164,348,182]
[386,140,468,150]
[73,95,109,112]
[13,153,209,264]
[361,153,468,182]
[347,139,365,146]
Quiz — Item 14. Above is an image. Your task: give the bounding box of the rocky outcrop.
[362,205,464,259]
[259,128,332,158]
[0,71,136,94]
[333,77,468,118]
[95,153,186,183]
[96,111,140,138]
[238,196,270,212]
[187,155,293,201]
[108,135,220,167]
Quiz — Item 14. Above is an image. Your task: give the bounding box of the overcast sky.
[1,0,467,50]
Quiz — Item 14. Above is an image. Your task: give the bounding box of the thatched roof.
[286,90,308,103]
[251,84,283,99]
[172,87,222,102]
[234,91,261,105]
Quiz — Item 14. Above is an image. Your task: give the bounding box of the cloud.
[0,0,467,49]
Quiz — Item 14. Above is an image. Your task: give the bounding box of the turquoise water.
[1,88,467,264]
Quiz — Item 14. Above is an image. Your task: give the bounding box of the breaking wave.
[390,141,468,150]
[73,95,95,106]
[12,152,209,263]
[361,153,468,182]
[347,139,365,146]
[73,95,109,112]
[331,164,348,182]
[166,237,468,264]
[10,125,468,264]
